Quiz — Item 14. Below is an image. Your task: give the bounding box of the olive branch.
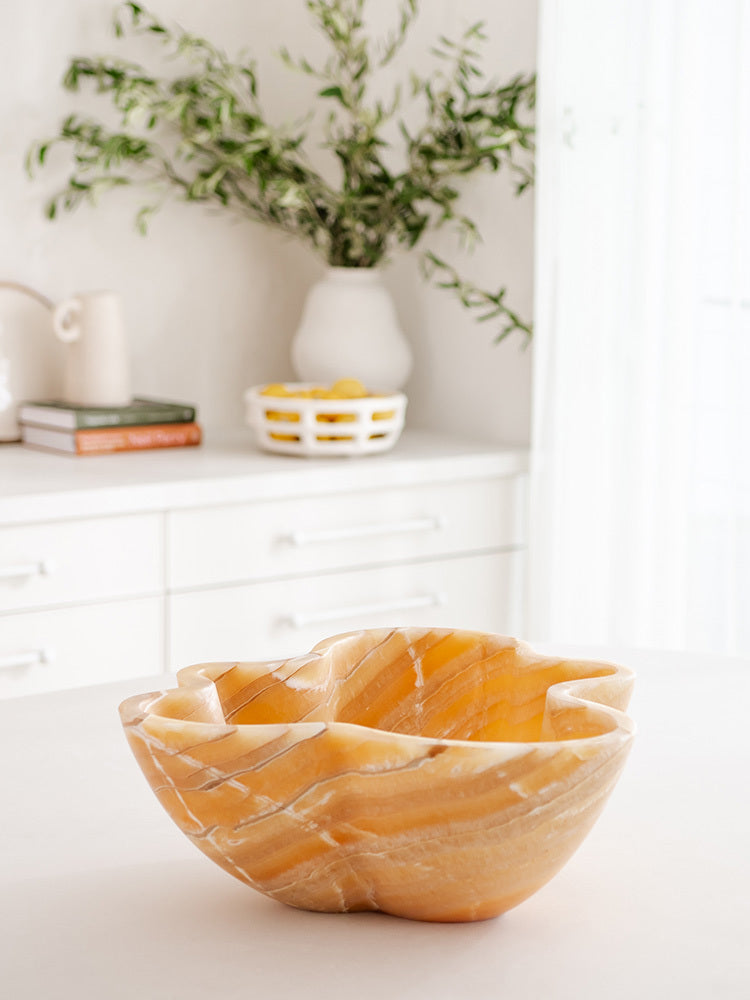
[27,1,535,343]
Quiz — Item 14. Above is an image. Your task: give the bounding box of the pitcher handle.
[53,298,82,343]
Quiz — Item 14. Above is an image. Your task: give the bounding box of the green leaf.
[62,62,80,91]
[135,204,154,234]
[318,85,344,100]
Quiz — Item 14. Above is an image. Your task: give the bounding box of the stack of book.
[18,397,201,456]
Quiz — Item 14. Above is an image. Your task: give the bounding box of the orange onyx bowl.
[119,628,635,922]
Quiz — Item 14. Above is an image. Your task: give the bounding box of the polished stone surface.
[119,629,634,921]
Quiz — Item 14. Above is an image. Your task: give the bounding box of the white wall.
[0,0,535,443]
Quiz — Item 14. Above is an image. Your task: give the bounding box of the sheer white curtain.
[530,0,750,654]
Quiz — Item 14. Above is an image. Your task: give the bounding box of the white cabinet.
[0,598,163,699]
[0,431,528,697]
[0,512,164,698]
[169,551,525,665]
[0,513,162,612]
[167,478,521,588]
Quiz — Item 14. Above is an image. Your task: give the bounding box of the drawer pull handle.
[0,647,55,672]
[286,593,445,630]
[0,559,56,581]
[286,516,446,547]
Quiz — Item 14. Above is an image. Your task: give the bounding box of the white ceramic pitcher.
[53,291,131,407]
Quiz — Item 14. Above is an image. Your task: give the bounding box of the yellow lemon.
[331,377,367,398]
[265,409,300,423]
[260,383,292,397]
[316,412,356,423]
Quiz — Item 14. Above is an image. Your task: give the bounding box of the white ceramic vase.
[290,266,412,390]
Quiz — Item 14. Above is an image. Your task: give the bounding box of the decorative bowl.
[243,382,406,457]
[119,628,635,922]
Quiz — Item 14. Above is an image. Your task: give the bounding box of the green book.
[18,396,197,430]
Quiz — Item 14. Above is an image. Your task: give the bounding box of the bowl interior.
[165,629,628,744]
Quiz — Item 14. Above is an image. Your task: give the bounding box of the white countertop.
[0,428,528,524]
[2,645,748,999]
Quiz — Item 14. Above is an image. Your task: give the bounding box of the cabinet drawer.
[167,476,526,590]
[0,597,164,698]
[168,551,525,668]
[0,514,163,613]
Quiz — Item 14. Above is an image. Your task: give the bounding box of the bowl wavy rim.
[119,631,635,752]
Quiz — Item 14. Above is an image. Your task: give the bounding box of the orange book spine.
[74,422,202,455]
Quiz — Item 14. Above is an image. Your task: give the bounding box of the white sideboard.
[0,429,528,698]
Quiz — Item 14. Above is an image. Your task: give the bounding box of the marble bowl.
[119,628,635,922]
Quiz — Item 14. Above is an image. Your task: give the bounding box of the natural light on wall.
[530,0,749,655]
